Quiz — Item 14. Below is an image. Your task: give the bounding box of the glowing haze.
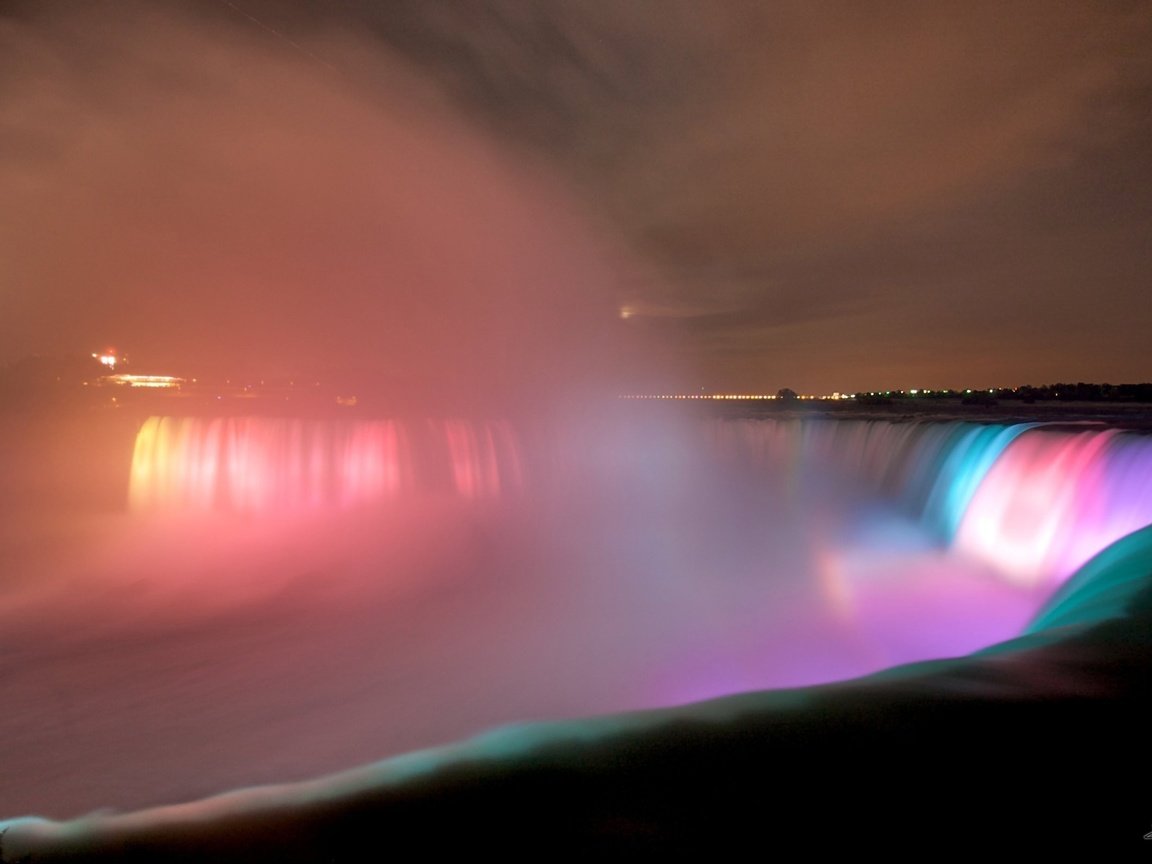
[2,0,1152,831]
[0,1,670,407]
[3,1,1151,393]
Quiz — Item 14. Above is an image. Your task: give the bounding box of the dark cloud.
[2,0,1150,393]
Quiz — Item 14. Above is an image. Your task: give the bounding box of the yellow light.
[104,374,182,389]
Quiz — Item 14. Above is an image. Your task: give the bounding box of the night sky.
[1,0,1149,396]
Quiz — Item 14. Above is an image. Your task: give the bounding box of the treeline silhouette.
[856,382,1152,405]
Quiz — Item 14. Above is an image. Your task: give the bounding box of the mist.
[0,0,701,817]
[2,400,1066,819]
[2,1,1148,831]
[0,0,675,408]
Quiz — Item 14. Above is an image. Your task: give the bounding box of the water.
[1,412,1150,819]
[128,416,525,509]
[711,418,1152,587]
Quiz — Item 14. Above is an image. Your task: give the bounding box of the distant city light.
[92,352,117,369]
[617,392,860,401]
[103,374,182,389]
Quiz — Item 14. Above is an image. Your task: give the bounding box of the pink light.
[954,429,1152,587]
[129,417,525,513]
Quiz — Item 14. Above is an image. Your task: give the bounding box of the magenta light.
[956,428,1152,587]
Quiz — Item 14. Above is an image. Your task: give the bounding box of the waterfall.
[955,426,1152,586]
[128,414,1152,592]
[709,418,1152,589]
[128,416,524,512]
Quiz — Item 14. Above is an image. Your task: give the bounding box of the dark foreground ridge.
[3,526,1151,857]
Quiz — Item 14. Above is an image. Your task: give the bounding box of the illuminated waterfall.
[128,414,1152,592]
[11,413,1150,830]
[954,427,1152,586]
[712,418,1152,589]
[129,416,524,512]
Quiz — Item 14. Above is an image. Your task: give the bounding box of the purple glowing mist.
[3,408,1152,821]
[119,413,1152,696]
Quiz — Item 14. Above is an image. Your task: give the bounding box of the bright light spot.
[105,374,182,389]
[619,305,634,320]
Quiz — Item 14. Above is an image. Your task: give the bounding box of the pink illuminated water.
[955,428,1152,587]
[712,418,1152,586]
[3,414,1151,819]
[122,415,1152,658]
[120,414,1152,685]
[128,416,524,511]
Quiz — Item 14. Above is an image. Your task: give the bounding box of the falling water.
[709,418,1152,590]
[128,416,525,511]
[4,412,1151,819]
[127,414,1152,594]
